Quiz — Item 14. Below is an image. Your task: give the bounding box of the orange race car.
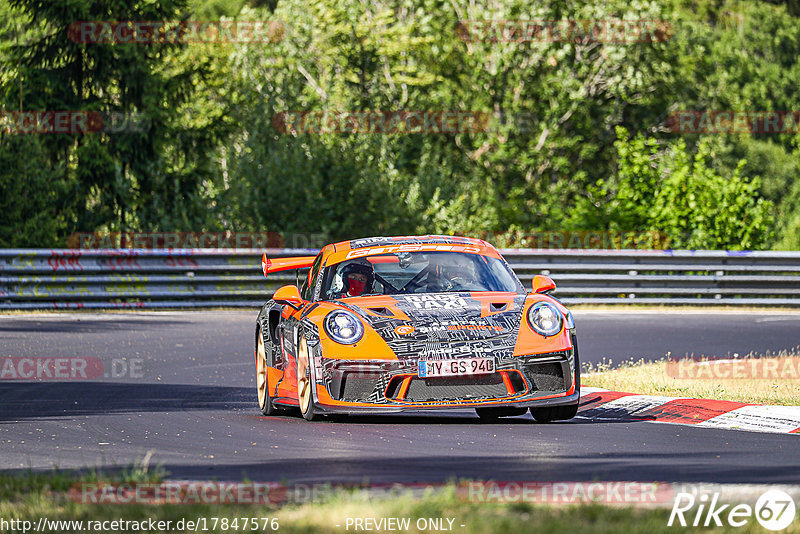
[254,235,579,422]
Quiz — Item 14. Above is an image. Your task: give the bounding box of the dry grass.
[582,348,800,406]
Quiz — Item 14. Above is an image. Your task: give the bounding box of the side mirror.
[272,285,304,310]
[532,275,556,294]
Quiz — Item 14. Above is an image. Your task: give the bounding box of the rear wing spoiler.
[261,253,316,278]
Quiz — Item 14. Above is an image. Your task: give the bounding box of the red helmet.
[341,260,374,296]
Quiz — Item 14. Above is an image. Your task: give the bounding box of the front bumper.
[310,347,580,414]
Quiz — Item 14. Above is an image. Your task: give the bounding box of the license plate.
[417,357,495,378]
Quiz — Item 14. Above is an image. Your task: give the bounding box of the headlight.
[323,311,364,344]
[526,302,563,337]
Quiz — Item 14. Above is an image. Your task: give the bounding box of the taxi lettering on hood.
[400,294,469,310]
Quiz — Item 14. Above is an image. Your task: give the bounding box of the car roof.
[336,234,490,250]
[320,235,500,264]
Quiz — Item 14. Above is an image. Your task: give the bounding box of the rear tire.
[475,407,527,421]
[530,403,579,423]
[256,327,276,415]
[297,336,320,421]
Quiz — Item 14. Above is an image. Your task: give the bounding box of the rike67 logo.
[669,489,796,530]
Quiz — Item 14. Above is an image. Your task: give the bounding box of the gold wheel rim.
[256,330,267,410]
[297,337,311,414]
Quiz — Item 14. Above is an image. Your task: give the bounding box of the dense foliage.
[1,0,798,249]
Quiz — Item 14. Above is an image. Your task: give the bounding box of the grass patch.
[1,472,789,534]
[0,452,164,502]
[583,348,800,405]
[274,487,771,534]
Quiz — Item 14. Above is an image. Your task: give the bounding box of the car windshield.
[321,251,524,300]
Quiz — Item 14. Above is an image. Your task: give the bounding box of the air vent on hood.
[490,302,508,312]
[368,307,395,317]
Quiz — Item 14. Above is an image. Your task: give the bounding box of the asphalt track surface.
[1,310,799,484]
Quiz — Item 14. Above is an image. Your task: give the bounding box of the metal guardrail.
[505,249,800,306]
[1,248,799,309]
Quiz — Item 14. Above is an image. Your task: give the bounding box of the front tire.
[296,336,320,421]
[530,403,579,423]
[256,327,276,415]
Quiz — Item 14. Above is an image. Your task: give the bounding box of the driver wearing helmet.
[427,255,471,292]
[340,260,375,297]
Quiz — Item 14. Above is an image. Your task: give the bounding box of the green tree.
[578,128,774,249]
[4,0,227,243]
[0,136,67,247]
[1,0,796,250]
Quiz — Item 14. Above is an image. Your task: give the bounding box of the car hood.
[337,292,527,360]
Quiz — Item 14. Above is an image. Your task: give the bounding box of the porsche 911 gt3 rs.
[254,235,580,422]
